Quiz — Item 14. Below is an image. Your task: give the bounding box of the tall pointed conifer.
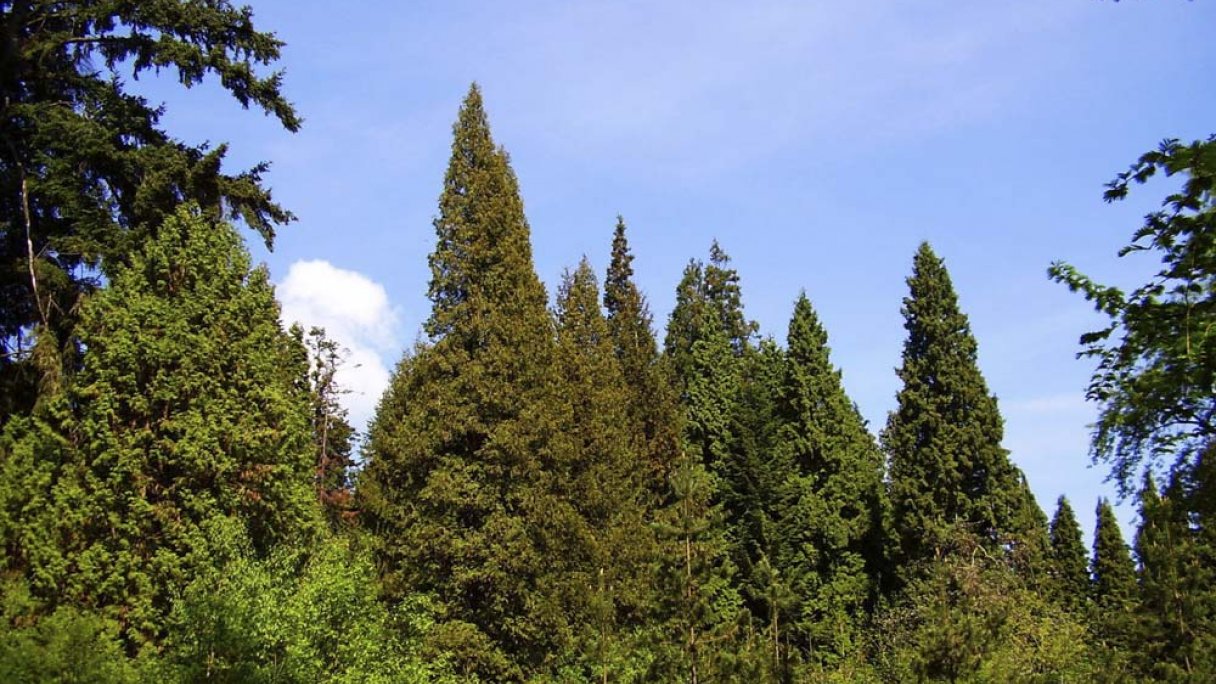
[1048,495,1089,611]
[359,85,566,681]
[552,258,655,676]
[772,293,886,665]
[882,242,1030,581]
[1091,498,1138,658]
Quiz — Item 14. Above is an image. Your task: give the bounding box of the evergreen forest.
[1,2,1214,682]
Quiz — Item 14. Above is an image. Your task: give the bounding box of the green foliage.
[0,579,141,684]
[1047,496,1090,611]
[154,532,450,684]
[883,243,1035,584]
[1090,499,1138,669]
[873,535,1097,683]
[551,258,657,681]
[359,85,577,681]
[1049,137,1216,495]
[650,456,749,683]
[1135,456,1216,681]
[0,204,317,644]
[604,217,683,503]
[297,325,357,527]
[0,0,300,415]
[771,293,886,667]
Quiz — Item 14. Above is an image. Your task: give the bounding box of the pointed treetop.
[1048,495,1090,608]
[426,83,548,340]
[1092,498,1137,608]
[557,257,607,340]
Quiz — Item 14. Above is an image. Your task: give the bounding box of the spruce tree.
[771,293,886,667]
[0,204,317,644]
[358,85,570,681]
[604,217,683,502]
[1091,499,1138,658]
[1048,495,1090,611]
[882,242,1030,582]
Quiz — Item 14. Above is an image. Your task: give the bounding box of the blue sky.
[131,1,1215,540]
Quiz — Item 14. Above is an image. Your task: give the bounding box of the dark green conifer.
[1136,462,1216,679]
[1091,498,1138,658]
[0,204,317,644]
[882,242,1030,582]
[651,456,747,684]
[358,85,566,681]
[1048,495,1090,611]
[772,293,886,666]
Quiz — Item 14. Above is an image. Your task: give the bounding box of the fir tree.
[882,242,1030,582]
[604,217,683,502]
[771,293,886,667]
[1048,495,1090,611]
[0,204,317,644]
[358,85,570,681]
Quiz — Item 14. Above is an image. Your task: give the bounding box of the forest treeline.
[1,3,1214,682]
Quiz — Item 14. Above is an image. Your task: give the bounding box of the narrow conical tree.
[604,217,682,501]
[0,204,317,644]
[1091,498,1138,658]
[772,293,886,666]
[359,85,567,681]
[651,456,747,684]
[1048,495,1090,611]
[882,242,1029,582]
[552,258,654,677]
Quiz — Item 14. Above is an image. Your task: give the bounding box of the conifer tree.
[1136,463,1216,679]
[552,258,655,677]
[358,85,570,681]
[604,217,683,501]
[772,294,886,666]
[0,204,317,644]
[651,456,747,684]
[664,241,757,393]
[1091,499,1138,658]
[882,242,1030,582]
[297,325,357,527]
[1048,496,1090,611]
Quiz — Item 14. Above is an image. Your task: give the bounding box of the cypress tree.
[552,258,655,677]
[1091,499,1138,656]
[1048,495,1090,611]
[882,242,1030,581]
[0,204,317,644]
[358,85,566,680]
[604,217,683,501]
[772,293,886,667]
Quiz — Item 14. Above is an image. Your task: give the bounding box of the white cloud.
[278,260,401,431]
